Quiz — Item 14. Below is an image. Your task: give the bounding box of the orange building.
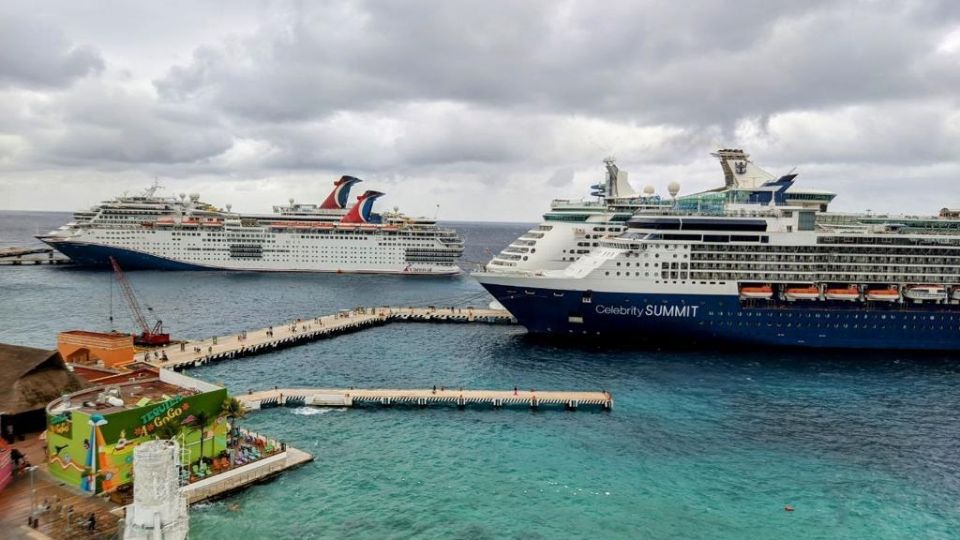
[57,331,135,369]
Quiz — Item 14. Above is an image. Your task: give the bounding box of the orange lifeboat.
[739,285,773,300]
[824,286,860,301]
[865,287,899,302]
[784,286,820,301]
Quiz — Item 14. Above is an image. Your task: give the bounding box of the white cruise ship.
[485,150,837,274]
[40,177,464,274]
[474,170,960,351]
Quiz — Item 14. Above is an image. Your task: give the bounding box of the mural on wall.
[47,388,228,494]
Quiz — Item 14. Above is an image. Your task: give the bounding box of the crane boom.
[109,256,170,345]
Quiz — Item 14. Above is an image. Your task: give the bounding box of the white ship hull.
[43,226,461,275]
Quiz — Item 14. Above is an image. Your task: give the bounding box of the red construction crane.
[109,256,170,346]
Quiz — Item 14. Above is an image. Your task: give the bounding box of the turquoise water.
[1,215,959,539]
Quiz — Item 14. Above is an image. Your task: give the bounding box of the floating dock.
[238,387,613,411]
[139,307,516,370]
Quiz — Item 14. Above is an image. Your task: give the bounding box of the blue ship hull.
[41,240,210,270]
[480,283,960,351]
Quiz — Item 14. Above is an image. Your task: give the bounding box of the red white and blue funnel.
[341,191,385,223]
[321,176,362,209]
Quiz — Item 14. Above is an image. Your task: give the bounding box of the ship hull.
[42,239,460,275]
[478,282,960,351]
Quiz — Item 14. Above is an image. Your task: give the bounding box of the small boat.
[952,287,960,301]
[739,285,773,299]
[824,286,859,301]
[784,286,820,301]
[903,285,947,301]
[865,287,899,302]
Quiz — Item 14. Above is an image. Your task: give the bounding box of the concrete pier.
[181,446,313,504]
[138,307,516,370]
[0,247,72,266]
[237,387,614,411]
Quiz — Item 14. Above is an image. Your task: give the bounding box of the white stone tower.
[123,439,189,540]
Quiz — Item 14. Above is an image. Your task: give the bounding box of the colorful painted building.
[45,369,228,494]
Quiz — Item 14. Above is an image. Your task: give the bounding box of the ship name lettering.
[594,304,698,318]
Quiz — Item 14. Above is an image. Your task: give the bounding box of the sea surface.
[1,211,959,539]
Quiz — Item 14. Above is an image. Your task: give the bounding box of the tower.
[123,440,189,540]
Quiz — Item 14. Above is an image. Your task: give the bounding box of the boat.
[473,157,960,351]
[953,287,960,301]
[824,286,860,301]
[865,287,900,302]
[903,285,947,301]
[739,285,773,299]
[483,149,838,274]
[39,177,464,274]
[784,287,820,301]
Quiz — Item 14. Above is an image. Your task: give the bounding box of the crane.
[109,256,170,346]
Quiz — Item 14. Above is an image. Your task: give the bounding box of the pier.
[238,387,614,411]
[0,247,72,266]
[138,306,516,370]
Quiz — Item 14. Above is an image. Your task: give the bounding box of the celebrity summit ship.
[474,161,960,350]
[485,149,837,273]
[40,177,464,274]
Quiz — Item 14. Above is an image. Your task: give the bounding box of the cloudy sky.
[0,0,957,221]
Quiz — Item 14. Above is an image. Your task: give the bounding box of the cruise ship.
[40,177,464,274]
[474,171,960,350]
[485,149,836,273]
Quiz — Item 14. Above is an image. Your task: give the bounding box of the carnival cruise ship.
[40,177,464,274]
[475,172,960,350]
[485,149,837,273]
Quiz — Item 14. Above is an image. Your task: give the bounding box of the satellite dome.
[226,204,232,212]
[189,193,200,202]
[668,181,681,198]
[289,198,295,205]
[643,185,655,196]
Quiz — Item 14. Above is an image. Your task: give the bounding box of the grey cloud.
[33,82,232,165]
[154,0,960,127]
[0,13,103,88]
[546,167,575,187]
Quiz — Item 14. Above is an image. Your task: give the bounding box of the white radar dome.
[643,185,655,196]
[668,181,681,198]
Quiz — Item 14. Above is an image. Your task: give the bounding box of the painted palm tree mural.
[81,414,118,493]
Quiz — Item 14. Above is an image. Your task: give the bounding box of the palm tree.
[186,411,214,465]
[154,421,183,441]
[220,397,247,465]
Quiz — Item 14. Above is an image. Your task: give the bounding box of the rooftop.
[48,377,201,415]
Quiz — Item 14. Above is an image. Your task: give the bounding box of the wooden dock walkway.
[237,387,613,411]
[139,306,515,370]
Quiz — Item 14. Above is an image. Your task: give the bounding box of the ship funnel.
[711,148,777,189]
[321,176,363,209]
[341,190,385,223]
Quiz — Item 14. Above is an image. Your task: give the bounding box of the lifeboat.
[784,286,820,301]
[739,285,773,300]
[824,286,860,301]
[865,287,899,302]
[903,285,947,301]
[951,287,960,301]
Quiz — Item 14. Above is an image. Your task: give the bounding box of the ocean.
[1,211,959,539]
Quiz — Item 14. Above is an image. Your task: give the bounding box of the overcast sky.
[0,0,957,221]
